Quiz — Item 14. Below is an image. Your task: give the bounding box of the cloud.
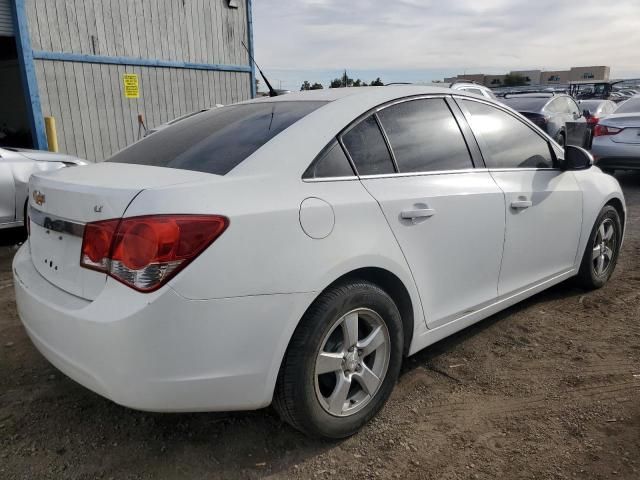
[253,0,640,85]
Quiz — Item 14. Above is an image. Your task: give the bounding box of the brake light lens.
[593,125,622,137]
[586,116,600,125]
[80,215,228,292]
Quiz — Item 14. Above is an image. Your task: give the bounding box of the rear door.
[345,97,505,328]
[457,98,583,296]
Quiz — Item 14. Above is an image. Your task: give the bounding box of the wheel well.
[325,267,415,356]
[606,197,625,233]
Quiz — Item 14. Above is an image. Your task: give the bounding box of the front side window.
[377,98,473,173]
[108,101,327,175]
[461,100,554,169]
[342,116,395,175]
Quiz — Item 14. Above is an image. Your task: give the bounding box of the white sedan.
[13,86,625,439]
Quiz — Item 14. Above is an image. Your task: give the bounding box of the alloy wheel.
[591,218,617,277]
[314,308,390,417]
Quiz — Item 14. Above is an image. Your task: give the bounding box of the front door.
[458,98,583,296]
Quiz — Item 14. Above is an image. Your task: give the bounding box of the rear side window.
[303,141,354,179]
[108,101,327,175]
[342,116,395,175]
[377,98,473,173]
[463,88,484,96]
[461,100,554,169]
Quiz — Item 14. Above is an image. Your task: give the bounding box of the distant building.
[509,70,541,85]
[569,66,610,82]
[455,73,486,84]
[484,74,506,87]
[446,65,611,88]
[541,70,570,85]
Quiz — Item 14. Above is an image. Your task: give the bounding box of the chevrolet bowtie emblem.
[33,190,45,206]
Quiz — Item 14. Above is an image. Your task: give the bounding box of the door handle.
[510,200,532,209]
[401,208,436,220]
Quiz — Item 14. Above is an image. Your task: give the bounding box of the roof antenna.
[241,41,278,97]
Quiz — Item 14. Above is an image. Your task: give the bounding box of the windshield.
[614,98,640,114]
[108,101,328,175]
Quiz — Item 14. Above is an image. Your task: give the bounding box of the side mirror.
[562,145,593,170]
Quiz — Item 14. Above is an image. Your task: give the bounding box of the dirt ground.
[1,173,639,480]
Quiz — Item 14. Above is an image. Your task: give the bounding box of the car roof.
[230,86,492,177]
[242,85,455,105]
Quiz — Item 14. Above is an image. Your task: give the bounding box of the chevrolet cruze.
[13,86,625,439]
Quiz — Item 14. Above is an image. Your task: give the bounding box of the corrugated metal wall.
[0,0,13,36]
[24,0,252,161]
[33,61,250,161]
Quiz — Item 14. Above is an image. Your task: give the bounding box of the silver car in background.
[591,96,640,174]
[0,147,88,230]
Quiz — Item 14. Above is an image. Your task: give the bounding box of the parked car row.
[501,93,582,146]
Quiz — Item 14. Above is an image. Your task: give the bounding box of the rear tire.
[577,205,622,289]
[273,280,403,439]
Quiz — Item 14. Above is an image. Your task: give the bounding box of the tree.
[300,80,312,91]
[329,71,382,88]
[503,74,527,87]
[310,82,323,90]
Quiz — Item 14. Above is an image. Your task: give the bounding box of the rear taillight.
[586,116,600,125]
[593,125,622,137]
[80,215,228,292]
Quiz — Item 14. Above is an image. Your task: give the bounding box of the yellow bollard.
[44,116,58,152]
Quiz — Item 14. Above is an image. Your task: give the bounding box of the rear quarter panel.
[125,174,424,323]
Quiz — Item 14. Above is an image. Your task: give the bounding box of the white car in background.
[0,147,87,231]
[13,86,625,439]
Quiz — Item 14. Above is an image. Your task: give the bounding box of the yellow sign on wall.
[122,73,139,98]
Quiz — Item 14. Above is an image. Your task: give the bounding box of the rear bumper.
[591,140,640,170]
[13,244,315,412]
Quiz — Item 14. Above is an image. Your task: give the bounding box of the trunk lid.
[28,163,208,300]
[601,114,640,144]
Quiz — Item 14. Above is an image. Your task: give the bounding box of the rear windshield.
[108,101,327,175]
[614,98,640,114]
[502,97,549,112]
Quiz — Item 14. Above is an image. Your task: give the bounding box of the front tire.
[274,281,403,439]
[577,205,622,289]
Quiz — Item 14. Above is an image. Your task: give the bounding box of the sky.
[252,0,640,92]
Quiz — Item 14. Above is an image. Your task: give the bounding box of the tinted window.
[502,96,550,112]
[463,88,485,96]
[377,99,473,173]
[108,101,327,175]
[462,100,554,169]
[602,101,616,114]
[303,141,354,179]
[565,97,581,115]
[342,116,395,175]
[615,98,640,114]
[544,98,563,113]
